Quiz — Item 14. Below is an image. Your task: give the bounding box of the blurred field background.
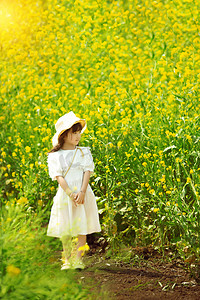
[0,0,200,297]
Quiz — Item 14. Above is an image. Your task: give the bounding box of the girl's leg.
[60,235,72,262]
[77,235,86,259]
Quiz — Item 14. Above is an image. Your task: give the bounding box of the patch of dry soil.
[79,252,200,299]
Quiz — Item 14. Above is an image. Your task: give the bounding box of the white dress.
[47,146,101,238]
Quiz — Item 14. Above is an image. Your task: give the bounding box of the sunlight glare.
[0,2,14,30]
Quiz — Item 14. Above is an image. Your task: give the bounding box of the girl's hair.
[48,122,83,153]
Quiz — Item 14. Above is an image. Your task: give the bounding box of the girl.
[47,111,101,270]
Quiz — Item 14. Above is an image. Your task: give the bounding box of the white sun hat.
[52,111,86,146]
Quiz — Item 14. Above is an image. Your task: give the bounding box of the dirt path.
[78,255,200,299]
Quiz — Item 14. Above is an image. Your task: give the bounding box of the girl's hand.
[75,191,85,205]
[69,192,78,207]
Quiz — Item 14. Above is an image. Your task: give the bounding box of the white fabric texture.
[47,147,101,238]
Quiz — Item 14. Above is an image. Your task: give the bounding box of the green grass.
[0,203,93,299]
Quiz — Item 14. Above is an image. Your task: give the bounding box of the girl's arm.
[76,171,91,204]
[81,171,91,193]
[56,176,72,195]
[56,176,78,206]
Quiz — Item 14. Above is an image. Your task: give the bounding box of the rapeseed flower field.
[0,0,200,289]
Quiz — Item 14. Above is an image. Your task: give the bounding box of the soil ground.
[76,247,200,300]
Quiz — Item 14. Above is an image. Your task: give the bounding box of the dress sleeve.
[47,153,63,181]
[83,147,95,173]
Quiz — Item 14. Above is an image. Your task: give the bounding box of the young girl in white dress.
[47,111,101,270]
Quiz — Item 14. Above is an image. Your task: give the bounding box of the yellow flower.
[125,152,131,158]
[133,141,139,147]
[117,141,122,148]
[153,208,159,213]
[166,190,171,194]
[7,265,21,276]
[160,175,166,183]
[78,243,90,256]
[25,146,31,153]
[38,200,43,206]
[186,177,191,183]
[149,189,155,195]
[17,197,28,205]
[2,151,6,158]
